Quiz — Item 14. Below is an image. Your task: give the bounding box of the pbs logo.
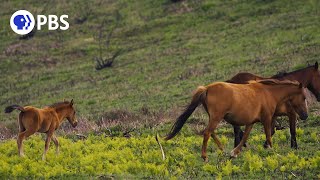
[10,10,35,35]
[10,10,69,35]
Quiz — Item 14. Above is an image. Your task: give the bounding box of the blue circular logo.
[10,10,35,35]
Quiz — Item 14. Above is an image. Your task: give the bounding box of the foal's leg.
[17,130,36,157]
[51,134,60,155]
[42,131,53,160]
[230,124,253,158]
[288,113,298,149]
[201,114,222,162]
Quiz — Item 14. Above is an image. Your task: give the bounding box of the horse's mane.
[271,64,315,78]
[48,101,70,108]
[254,79,300,86]
[271,71,288,78]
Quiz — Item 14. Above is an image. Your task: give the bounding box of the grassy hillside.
[1,0,319,122]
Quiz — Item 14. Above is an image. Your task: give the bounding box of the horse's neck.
[55,108,68,123]
[275,69,311,86]
[266,85,299,104]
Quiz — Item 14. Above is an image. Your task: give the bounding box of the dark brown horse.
[4,100,77,160]
[227,62,320,149]
[165,80,308,160]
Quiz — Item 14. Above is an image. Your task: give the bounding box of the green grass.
[0,119,319,179]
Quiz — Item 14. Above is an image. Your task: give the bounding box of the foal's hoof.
[19,154,25,158]
[42,155,46,161]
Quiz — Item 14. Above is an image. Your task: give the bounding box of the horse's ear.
[299,83,303,88]
[315,62,318,70]
[70,99,74,106]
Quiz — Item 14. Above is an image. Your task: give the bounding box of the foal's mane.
[255,79,299,86]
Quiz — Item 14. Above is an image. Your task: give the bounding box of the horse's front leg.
[231,124,253,158]
[42,131,53,160]
[264,116,276,148]
[51,134,60,155]
[288,112,298,149]
[263,117,273,148]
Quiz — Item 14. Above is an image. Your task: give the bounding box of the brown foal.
[5,99,77,160]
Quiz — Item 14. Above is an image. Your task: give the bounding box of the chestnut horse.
[4,99,77,160]
[228,62,320,149]
[165,80,308,160]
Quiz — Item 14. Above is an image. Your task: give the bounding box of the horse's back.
[227,72,264,84]
[205,82,263,124]
[206,82,258,108]
[19,106,56,132]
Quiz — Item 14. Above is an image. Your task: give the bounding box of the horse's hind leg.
[231,124,253,158]
[201,114,223,162]
[211,132,223,150]
[18,113,25,132]
[233,125,242,148]
[51,134,59,155]
[288,112,298,149]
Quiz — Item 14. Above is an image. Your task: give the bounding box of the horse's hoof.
[202,156,208,163]
[243,143,247,148]
[263,142,271,149]
[291,144,298,149]
[42,155,46,161]
[230,150,238,158]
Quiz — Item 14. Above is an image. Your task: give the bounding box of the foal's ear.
[315,62,318,70]
[70,99,74,106]
[299,83,303,88]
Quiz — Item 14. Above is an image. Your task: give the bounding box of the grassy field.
[0,120,319,179]
[0,0,320,179]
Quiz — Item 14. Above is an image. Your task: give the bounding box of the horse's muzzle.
[299,112,308,120]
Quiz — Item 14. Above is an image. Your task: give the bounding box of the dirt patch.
[0,123,16,141]
[4,42,36,56]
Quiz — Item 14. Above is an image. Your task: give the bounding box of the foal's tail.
[165,86,207,140]
[4,105,25,113]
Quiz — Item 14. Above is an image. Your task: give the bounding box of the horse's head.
[289,83,308,120]
[308,62,320,101]
[66,99,78,127]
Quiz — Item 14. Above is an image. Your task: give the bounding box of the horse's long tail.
[165,86,207,140]
[4,105,25,113]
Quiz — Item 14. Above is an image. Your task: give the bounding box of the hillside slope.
[0,0,320,123]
